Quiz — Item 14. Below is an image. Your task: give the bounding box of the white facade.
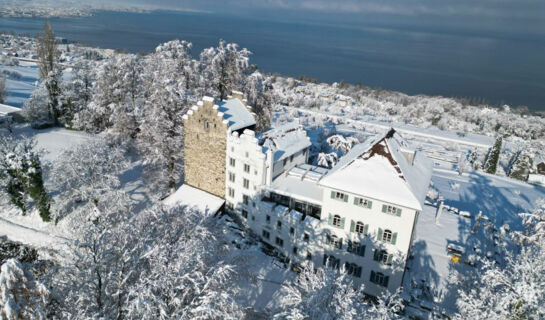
[225,125,432,297]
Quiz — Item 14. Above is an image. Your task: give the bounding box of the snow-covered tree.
[317,152,338,168]
[0,259,50,320]
[326,134,359,155]
[272,262,401,320]
[454,202,545,319]
[483,136,502,174]
[22,85,50,124]
[245,71,274,133]
[200,39,251,100]
[0,75,5,104]
[50,138,129,221]
[36,21,62,125]
[124,205,243,319]
[508,150,532,181]
[0,136,51,221]
[138,54,189,194]
[61,59,95,128]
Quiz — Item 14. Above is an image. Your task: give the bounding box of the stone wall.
[183,97,228,198]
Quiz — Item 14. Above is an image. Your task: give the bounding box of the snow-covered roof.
[0,104,21,115]
[218,98,256,131]
[265,165,327,205]
[259,122,312,162]
[163,184,225,215]
[319,129,432,211]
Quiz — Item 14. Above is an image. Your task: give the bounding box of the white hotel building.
[225,121,432,297]
[177,94,432,297]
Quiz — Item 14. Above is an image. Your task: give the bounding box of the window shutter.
[367,201,373,209]
[338,238,343,249]
[328,213,333,225]
[347,240,353,253]
[364,224,369,235]
[330,191,335,199]
[325,234,331,245]
[396,208,402,216]
[350,220,355,232]
[373,249,379,261]
[378,228,383,241]
[354,197,359,205]
[387,254,393,266]
[370,270,376,283]
[343,194,348,202]
[359,245,366,257]
[340,217,346,229]
[382,204,387,213]
[383,276,390,288]
[392,232,398,245]
[355,266,362,278]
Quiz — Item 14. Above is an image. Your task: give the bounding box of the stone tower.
[183,97,229,198]
[183,93,256,198]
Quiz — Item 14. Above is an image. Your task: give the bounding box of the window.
[347,240,365,257]
[245,152,249,158]
[293,247,298,255]
[370,271,389,288]
[262,230,270,239]
[275,237,284,247]
[226,202,234,210]
[331,191,348,202]
[283,158,287,166]
[355,221,365,234]
[344,262,362,277]
[243,194,249,205]
[290,155,294,162]
[354,197,372,209]
[373,249,393,265]
[241,210,248,219]
[306,252,312,260]
[382,204,402,216]
[326,234,343,249]
[323,254,340,269]
[290,227,295,236]
[228,172,235,183]
[266,215,271,223]
[229,158,236,167]
[204,120,210,131]
[277,221,282,231]
[244,164,250,173]
[378,228,397,244]
[243,178,250,189]
[228,187,235,198]
[303,233,310,242]
[332,215,342,227]
[251,215,255,221]
[383,229,392,243]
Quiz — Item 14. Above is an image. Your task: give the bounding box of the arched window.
[379,250,389,264]
[382,229,393,243]
[333,215,341,227]
[204,120,210,131]
[355,221,365,234]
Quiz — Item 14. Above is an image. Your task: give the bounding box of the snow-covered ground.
[403,168,545,315]
[0,61,39,108]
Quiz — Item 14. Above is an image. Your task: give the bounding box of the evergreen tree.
[508,151,532,181]
[484,136,502,174]
[36,21,62,125]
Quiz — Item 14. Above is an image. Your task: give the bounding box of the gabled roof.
[218,98,256,131]
[0,104,21,115]
[319,129,432,211]
[163,184,225,215]
[259,122,312,162]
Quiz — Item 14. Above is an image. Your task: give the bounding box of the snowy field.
[0,61,39,107]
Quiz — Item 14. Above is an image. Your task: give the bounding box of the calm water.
[1,11,544,110]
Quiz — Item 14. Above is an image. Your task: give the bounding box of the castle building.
[181,93,433,297]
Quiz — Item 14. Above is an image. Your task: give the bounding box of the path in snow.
[0,216,70,249]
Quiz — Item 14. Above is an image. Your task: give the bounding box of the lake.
[1,10,544,110]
